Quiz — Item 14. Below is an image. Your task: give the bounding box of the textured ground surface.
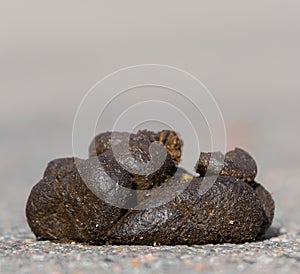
[1,225,300,274]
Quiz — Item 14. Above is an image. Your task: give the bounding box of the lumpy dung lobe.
[195,148,257,182]
[89,129,183,165]
[26,130,275,245]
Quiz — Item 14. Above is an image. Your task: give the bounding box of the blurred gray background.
[0,0,299,231]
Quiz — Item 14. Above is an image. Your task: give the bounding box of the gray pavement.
[1,225,300,274]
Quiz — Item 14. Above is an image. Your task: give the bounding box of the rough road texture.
[1,226,300,274]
